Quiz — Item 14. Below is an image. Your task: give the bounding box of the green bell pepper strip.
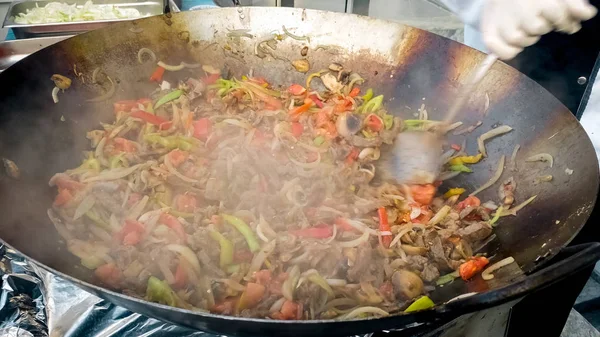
[362,94,383,114]
[154,89,184,110]
[221,214,260,253]
[313,135,325,146]
[490,206,504,226]
[404,296,435,313]
[85,210,111,230]
[383,114,394,130]
[449,164,473,173]
[209,230,234,268]
[146,276,178,307]
[436,271,460,286]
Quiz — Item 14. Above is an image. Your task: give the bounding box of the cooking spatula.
[384,54,498,185]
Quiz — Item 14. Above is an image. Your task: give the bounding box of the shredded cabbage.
[14,1,144,24]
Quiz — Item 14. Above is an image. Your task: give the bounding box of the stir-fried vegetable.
[48,61,530,320]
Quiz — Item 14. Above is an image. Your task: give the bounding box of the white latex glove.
[481,0,597,59]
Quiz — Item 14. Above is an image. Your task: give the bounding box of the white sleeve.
[439,0,486,29]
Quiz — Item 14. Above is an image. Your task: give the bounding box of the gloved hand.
[480,0,597,59]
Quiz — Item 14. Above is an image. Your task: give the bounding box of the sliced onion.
[166,244,201,275]
[340,306,389,320]
[410,206,421,220]
[288,152,321,169]
[158,258,175,285]
[525,153,553,168]
[89,225,112,242]
[343,219,378,236]
[137,48,156,64]
[446,292,477,303]
[269,297,286,313]
[482,256,515,280]
[477,125,513,157]
[482,201,498,210]
[389,224,413,248]
[510,144,520,171]
[246,240,276,278]
[499,195,537,216]
[87,76,115,103]
[324,224,338,244]
[282,265,300,301]
[470,155,505,196]
[52,86,60,103]
[48,209,74,241]
[358,147,380,161]
[483,92,490,115]
[157,61,201,71]
[222,118,252,130]
[337,231,369,247]
[83,163,145,183]
[428,205,451,226]
[73,195,95,220]
[444,121,463,133]
[326,279,347,287]
[127,195,149,220]
[441,149,456,163]
[164,154,200,183]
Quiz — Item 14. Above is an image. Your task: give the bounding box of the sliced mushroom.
[291,59,310,73]
[392,269,424,300]
[401,245,429,256]
[321,72,343,92]
[328,63,343,72]
[51,74,72,90]
[336,113,362,139]
[2,158,19,179]
[337,70,351,83]
[499,177,516,206]
[300,46,309,57]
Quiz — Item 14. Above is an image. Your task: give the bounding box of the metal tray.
[3,0,164,38]
[0,35,70,72]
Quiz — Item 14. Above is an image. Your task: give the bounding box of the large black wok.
[0,7,599,337]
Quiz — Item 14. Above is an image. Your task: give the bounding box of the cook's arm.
[440,0,598,60]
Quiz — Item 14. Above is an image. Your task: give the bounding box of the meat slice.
[457,222,493,242]
[421,264,440,282]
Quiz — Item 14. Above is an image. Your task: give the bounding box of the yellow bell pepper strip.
[154,89,184,109]
[436,271,460,286]
[489,206,504,226]
[449,164,473,173]
[222,214,261,252]
[444,187,466,199]
[362,88,374,102]
[404,296,435,313]
[144,134,195,151]
[448,153,483,165]
[209,230,234,268]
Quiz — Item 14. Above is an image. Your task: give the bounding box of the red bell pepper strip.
[378,207,392,248]
[308,94,324,108]
[115,219,145,246]
[290,224,333,239]
[113,137,137,153]
[272,300,302,320]
[459,256,489,280]
[53,188,73,207]
[192,118,211,140]
[173,260,188,289]
[344,147,360,165]
[113,100,138,113]
[410,184,436,206]
[349,87,361,97]
[202,73,220,85]
[289,100,314,117]
[365,114,384,132]
[451,143,462,151]
[291,122,304,137]
[130,110,170,127]
[150,66,166,82]
[288,84,306,96]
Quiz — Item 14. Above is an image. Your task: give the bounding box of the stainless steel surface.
[3,0,163,38]
[0,35,69,72]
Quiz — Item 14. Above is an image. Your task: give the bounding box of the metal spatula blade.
[383,54,498,184]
